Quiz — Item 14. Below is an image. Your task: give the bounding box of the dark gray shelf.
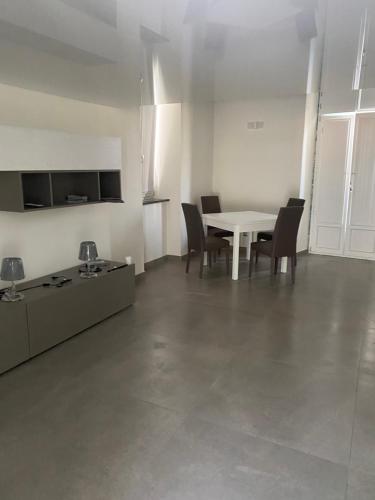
[51,171,100,205]
[143,198,170,205]
[100,171,122,200]
[0,170,123,212]
[22,173,52,209]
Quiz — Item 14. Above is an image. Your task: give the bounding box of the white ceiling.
[60,0,118,27]
[0,0,326,106]
[207,0,301,30]
[213,16,311,101]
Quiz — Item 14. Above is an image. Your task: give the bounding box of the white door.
[310,116,354,255]
[344,114,375,260]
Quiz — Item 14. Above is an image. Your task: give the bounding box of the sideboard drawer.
[0,303,29,374]
[28,265,135,357]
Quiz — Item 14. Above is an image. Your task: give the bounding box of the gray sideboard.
[0,262,135,374]
[0,303,29,374]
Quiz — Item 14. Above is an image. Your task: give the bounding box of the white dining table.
[202,211,288,280]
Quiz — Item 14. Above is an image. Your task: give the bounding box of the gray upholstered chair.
[250,206,304,283]
[201,195,233,239]
[257,198,305,242]
[182,203,230,278]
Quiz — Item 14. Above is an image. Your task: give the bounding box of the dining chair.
[182,203,230,278]
[249,206,304,283]
[257,197,305,242]
[201,195,234,239]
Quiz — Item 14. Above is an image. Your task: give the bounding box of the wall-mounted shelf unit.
[0,170,123,212]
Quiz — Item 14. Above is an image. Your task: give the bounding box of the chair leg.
[293,255,297,267]
[274,257,278,275]
[225,250,230,275]
[213,252,217,264]
[291,257,296,284]
[208,251,212,268]
[255,251,259,263]
[185,250,191,274]
[270,257,275,275]
[249,248,255,277]
[199,252,204,279]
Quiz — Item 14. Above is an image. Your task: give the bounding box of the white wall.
[0,84,144,286]
[319,0,362,114]
[143,202,167,264]
[154,100,215,256]
[298,91,320,252]
[155,103,182,256]
[180,101,214,253]
[154,82,316,260]
[181,101,214,205]
[213,97,306,214]
[0,125,121,171]
[108,105,144,270]
[298,30,325,252]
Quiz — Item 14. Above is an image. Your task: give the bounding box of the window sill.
[143,198,170,206]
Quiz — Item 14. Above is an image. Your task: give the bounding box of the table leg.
[203,224,208,266]
[232,229,240,280]
[246,233,252,260]
[204,252,208,266]
[281,257,288,273]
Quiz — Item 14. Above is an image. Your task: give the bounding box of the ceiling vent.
[247,121,265,130]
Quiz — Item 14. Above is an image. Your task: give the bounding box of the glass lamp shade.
[1,257,25,281]
[78,241,98,262]
[78,241,98,279]
[1,257,25,302]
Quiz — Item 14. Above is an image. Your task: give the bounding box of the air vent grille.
[247,121,265,130]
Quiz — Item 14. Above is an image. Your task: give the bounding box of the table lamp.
[79,241,98,279]
[1,257,25,302]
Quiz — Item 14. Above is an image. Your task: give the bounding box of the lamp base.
[1,291,24,302]
[80,271,98,279]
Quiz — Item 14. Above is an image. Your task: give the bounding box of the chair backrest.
[287,197,305,207]
[182,203,205,252]
[201,195,222,214]
[272,206,304,257]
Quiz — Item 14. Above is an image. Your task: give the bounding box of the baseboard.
[135,272,146,283]
[140,249,309,282]
[144,254,187,270]
[144,256,168,270]
[166,254,186,262]
[144,249,308,272]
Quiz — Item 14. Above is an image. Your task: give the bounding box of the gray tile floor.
[1,254,375,499]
